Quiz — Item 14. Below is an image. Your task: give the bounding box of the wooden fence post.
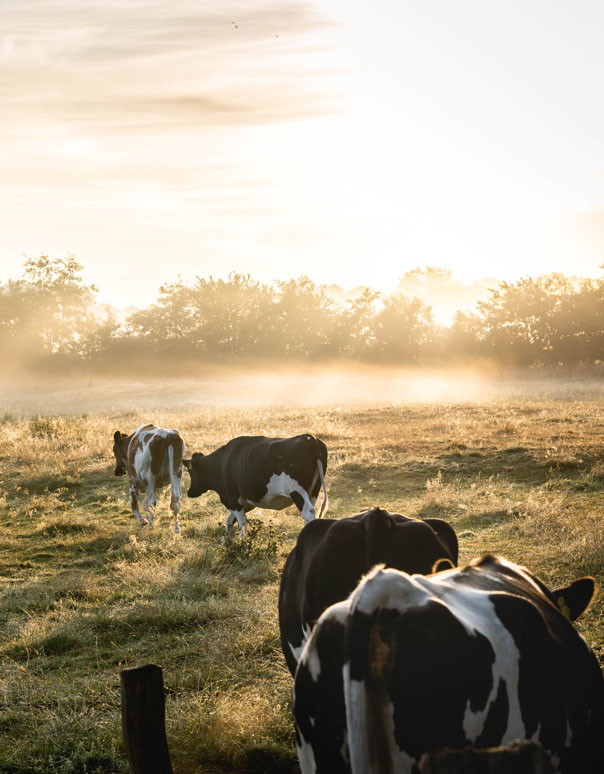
[121,663,173,774]
[419,740,554,773]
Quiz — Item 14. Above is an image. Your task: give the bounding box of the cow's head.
[183,452,209,497]
[112,430,128,476]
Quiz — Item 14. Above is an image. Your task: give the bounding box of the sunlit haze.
[2,0,604,308]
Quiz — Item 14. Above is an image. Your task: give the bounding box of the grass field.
[1,389,603,772]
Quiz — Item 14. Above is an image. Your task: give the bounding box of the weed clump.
[29,415,62,439]
[218,518,281,565]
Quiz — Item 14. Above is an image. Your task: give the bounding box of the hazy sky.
[2,0,604,307]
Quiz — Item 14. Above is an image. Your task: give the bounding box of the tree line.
[1,256,603,372]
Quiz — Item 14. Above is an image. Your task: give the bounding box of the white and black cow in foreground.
[113,424,185,533]
[294,555,603,774]
[279,507,458,677]
[184,434,328,537]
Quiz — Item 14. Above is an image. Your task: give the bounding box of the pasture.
[0,387,603,773]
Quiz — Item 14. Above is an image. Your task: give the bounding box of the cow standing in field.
[279,507,458,677]
[184,434,328,537]
[293,555,604,774]
[113,424,185,533]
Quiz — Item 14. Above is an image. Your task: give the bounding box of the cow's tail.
[316,458,328,518]
[344,571,398,774]
[167,442,181,504]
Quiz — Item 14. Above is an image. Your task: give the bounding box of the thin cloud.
[1,1,338,131]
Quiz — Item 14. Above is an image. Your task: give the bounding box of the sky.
[1,0,604,308]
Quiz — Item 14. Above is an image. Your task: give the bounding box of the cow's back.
[295,562,604,773]
[279,508,458,677]
[220,434,326,500]
[127,424,184,488]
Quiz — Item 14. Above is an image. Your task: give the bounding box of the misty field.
[1,392,604,773]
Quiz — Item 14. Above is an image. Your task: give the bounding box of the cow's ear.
[432,557,455,574]
[553,577,596,621]
[423,518,459,566]
[192,452,204,461]
[182,458,192,471]
[113,431,122,443]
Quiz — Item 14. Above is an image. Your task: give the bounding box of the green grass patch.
[0,399,603,771]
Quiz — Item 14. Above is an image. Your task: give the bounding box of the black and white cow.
[183,434,328,537]
[112,424,185,533]
[279,507,458,677]
[294,555,603,774]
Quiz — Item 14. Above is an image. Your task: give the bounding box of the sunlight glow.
[1,0,604,308]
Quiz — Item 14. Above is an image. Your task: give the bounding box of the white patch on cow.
[167,442,182,534]
[344,663,416,774]
[296,733,318,774]
[240,471,316,521]
[303,639,322,684]
[226,511,237,528]
[288,623,312,665]
[458,604,524,743]
[348,567,528,763]
[129,480,143,523]
[299,601,348,684]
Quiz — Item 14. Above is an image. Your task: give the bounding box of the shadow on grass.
[11,469,117,504]
[243,745,298,774]
[335,447,603,493]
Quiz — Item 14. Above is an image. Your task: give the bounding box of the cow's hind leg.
[226,508,248,538]
[129,480,143,525]
[169,487,181,535]
[226,510,238,529]
[145,484,157,527]
[290,490,316,524]
[168,443,182,534]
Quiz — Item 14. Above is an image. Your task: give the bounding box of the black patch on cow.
[491,589,604,772]
[293,614,349,773]
[347,602,496,760]
[187,434,327,512]
[474,678,509,747]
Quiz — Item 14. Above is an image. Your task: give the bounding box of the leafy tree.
[0,255,97,357]
[474,275,574,368]
[370,293,435,363]
[125,273,275,357]
[272,277,336,358]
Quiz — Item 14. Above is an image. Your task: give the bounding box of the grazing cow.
[113,424,185,533]
[183,434,327,537]
[279,507,458,677]
[294,555,603,774]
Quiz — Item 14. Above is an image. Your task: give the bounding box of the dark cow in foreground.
[113,424,185,533]
[294,555,603,774]
[279,507,458,677]
[184,434,327,537]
